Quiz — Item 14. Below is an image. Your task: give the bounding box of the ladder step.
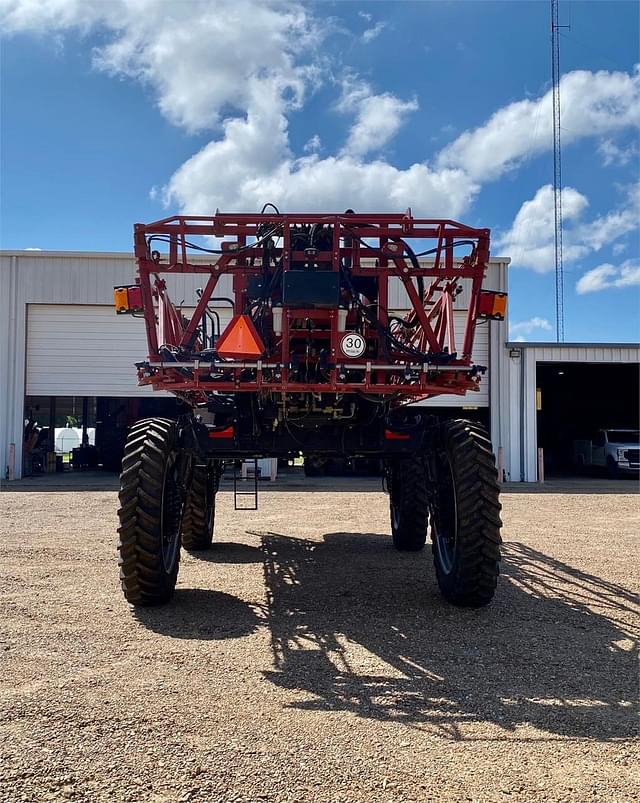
[233,459,259,510]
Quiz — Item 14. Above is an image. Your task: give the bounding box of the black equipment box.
[246,275,264,300]
[282,271,340,309]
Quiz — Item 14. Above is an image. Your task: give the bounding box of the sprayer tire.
[117,418,184,606]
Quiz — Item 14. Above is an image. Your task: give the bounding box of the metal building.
[1,250,637,481]
[502,341,640,481]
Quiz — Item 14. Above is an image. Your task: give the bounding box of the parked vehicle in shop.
[573,428,640,476]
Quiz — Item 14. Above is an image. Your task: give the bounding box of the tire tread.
[117,418,181,606]
[432,419,502,607]
[181,464,219,551]
[389,458,429,551]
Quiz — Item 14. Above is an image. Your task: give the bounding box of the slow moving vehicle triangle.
[216,314,265,359]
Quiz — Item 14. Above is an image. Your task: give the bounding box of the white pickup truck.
[573,429,640,476]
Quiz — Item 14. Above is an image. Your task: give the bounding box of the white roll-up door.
[25,304,232,397]
[26,304,488,404]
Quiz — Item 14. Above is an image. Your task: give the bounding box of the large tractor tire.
[388,458,429,552]
[429,419,502,607]
[181,462,221,551]
[117,418,187,606]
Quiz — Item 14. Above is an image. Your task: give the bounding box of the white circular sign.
[340,333,366,358]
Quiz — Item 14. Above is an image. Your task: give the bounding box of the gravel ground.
[0,473,638,803]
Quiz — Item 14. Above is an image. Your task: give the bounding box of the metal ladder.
[233,459,259,510]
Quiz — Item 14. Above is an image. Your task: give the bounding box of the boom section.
[125,211,499,404]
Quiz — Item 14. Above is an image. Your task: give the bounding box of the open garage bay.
[536,362,640,476]
[0,476,638,802]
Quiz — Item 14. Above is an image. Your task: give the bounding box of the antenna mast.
[551,0,565,342]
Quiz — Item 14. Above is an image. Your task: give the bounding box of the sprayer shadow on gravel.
[133,588,260,640]
[190,541,266,564]
[258,532,638,741]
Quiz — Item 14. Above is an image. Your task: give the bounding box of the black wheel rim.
[432,450,458,574]
[160,454,184,573]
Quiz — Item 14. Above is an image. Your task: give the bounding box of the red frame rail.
[126,210,495,403]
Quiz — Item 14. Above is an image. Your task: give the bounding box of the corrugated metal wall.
[11,252,499,312]
[1,250,509,479]
[8,252,232,307]
[26,305,152,396]
[524,345,640,363]
[414,311,489,407]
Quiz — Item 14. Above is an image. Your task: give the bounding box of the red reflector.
[384,429,411,440]
[216,314,265,359]
[208,426,235,439]
[127,285,143,310]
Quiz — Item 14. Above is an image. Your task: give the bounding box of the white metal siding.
[9,253,231,307]
[388,262,503,311]
[414,311,489,407]
[527,345,640,363]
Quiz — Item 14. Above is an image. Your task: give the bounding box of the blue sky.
[1,0,638,342]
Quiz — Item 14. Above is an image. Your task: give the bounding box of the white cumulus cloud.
[510,317,554,341]
[166,141,477,217]
[496,183,639,272]
[576,259,640,294]
[1,0,472,217]
[437,67,640,182]
[362,21,387,44]
[2,0,640,233]
[1,0,318,134]
[579,183,640,252]
[303,134,321,153]
[510,317,553,337]
[496,184,590,271]
[337,79,418,158]
[598,137,640,167]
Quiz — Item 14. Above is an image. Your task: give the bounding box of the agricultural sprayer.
[115,207,505,607]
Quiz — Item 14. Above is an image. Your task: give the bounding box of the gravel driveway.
[1,474,638,802]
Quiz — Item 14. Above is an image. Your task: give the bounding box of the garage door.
[26,304,232,397]
[26,304,487,403]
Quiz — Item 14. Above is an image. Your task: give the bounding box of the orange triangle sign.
[216,314,265,359]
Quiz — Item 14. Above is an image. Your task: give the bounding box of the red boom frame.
[129,210,495,404]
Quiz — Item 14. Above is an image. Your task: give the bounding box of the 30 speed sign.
[340,332,366,358]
